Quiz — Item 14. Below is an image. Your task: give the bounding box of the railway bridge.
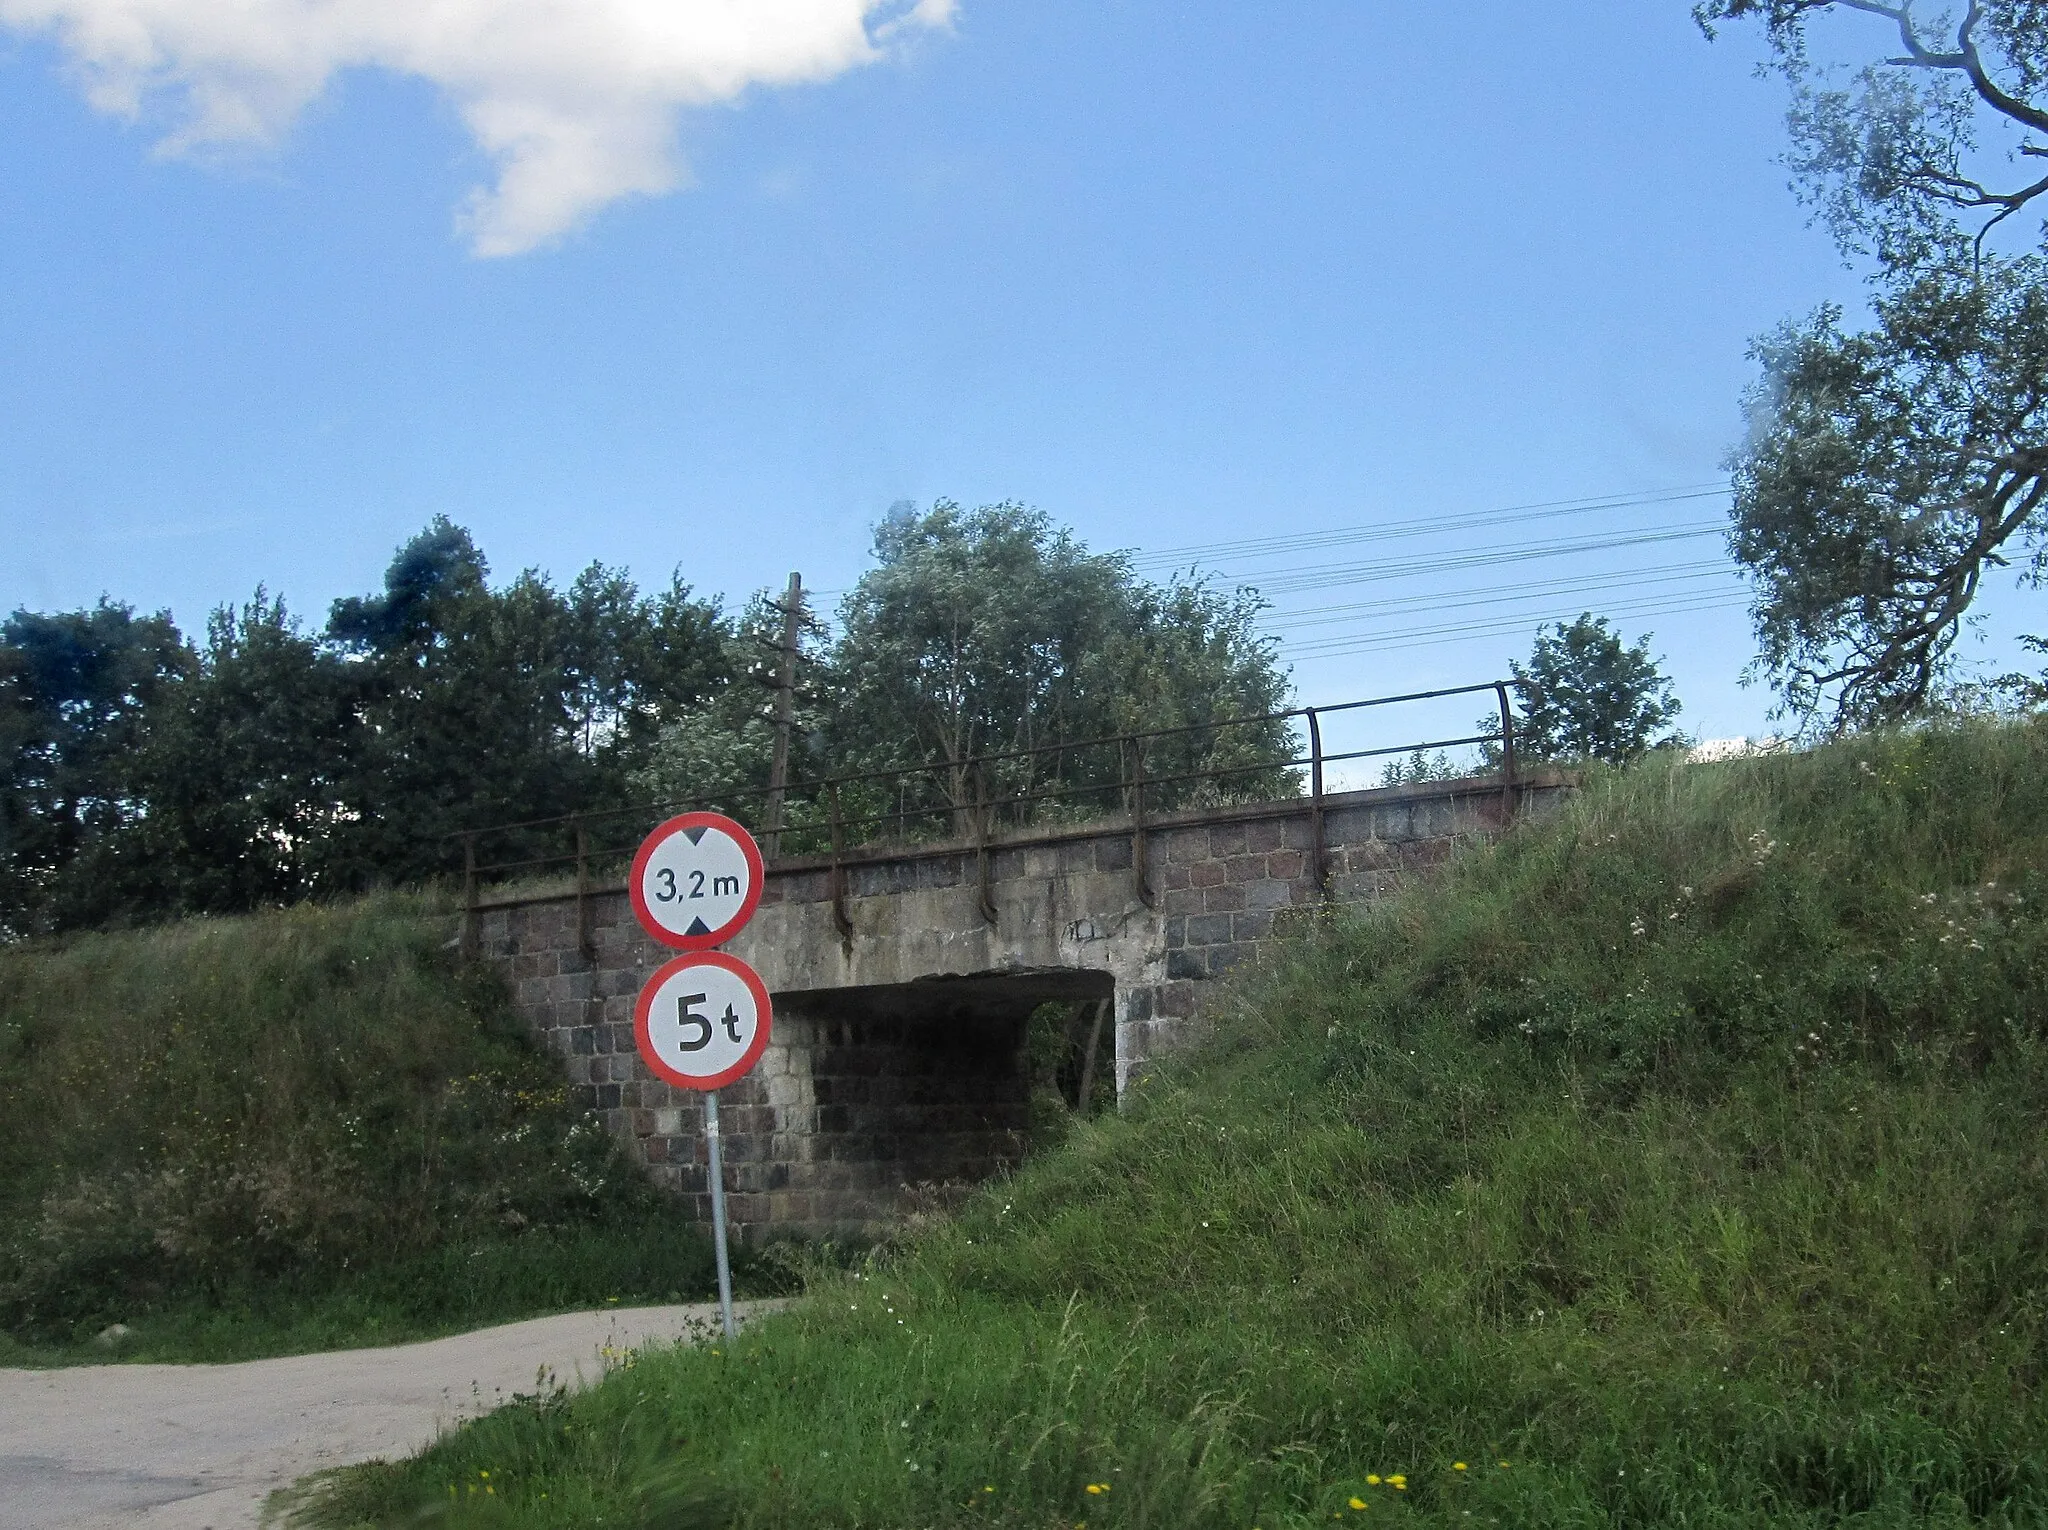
[464,685,1571,1239]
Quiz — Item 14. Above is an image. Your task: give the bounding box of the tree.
[1501,614,1683,766]
[821,501,1295,826]
[325,518,729,883]
[1698,1,2048,727]
[0,602,190,935]
[131,592,362,914]
[629,583,830,818]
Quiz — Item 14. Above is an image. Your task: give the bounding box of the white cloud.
[0,0,956,254]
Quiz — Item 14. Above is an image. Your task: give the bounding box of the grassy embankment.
[0,893,723,1365]
[301,719,2048,1527]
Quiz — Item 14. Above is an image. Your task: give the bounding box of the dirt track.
[0,1303,755,1529]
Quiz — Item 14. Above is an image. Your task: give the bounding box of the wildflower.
[1349,1496,1368,1509]
[1454,1462,1468,1471]
[1498,1461,1510,1468]
[1366,1474,1380,1485]
[1086,1482,1110,1494]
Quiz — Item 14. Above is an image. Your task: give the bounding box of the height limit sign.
[627,811,771,1340]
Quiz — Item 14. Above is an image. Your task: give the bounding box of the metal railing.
[453,679,1521,953]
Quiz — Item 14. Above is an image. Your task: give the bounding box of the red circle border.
[633,951,774,1092]
[627,811,766,950]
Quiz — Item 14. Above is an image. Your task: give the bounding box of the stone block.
[1167,949,1206,981]
[571,1028,597,1056]
[1057,841,1095,874]
[1163,830,1209,865]
[1163,916,1186,950]
[1245,819,1285,853]
[1162,886,1202,916]
[1121,985,1155,1023]
[1202,883,1245,913]
[1158,981,1198,1018]
[1185,912,1233,945]
[916,857,964,890]
[1207,823,1246,857]
[1265,850,1306,880]
[1094,836,1133,872]
[1244,878,1294,911]
[1189,860,1226,889]
[1233,910,1276,942]
[1208,944,1251,976]
[1161,864,1192,891]
[597,1083,621,1109]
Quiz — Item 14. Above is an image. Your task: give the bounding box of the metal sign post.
[702,1092,737,1341]
[627,811,771,1349]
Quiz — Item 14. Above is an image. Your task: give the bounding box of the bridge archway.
[769,968,1113,1238]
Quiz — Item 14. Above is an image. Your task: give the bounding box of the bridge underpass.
[473,765,1571,1240]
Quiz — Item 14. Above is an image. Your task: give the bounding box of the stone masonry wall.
[474,771,1572,1239]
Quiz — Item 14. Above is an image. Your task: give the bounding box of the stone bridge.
[473,769,1570,1241]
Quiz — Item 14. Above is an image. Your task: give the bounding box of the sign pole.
[703,1090,738,1342]
[625,810,770,1350]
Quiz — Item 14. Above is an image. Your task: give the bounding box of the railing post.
[460,832,479,962]
[1129,737,1156,909]
[574,818,595,964]
[973,759,998,926]
[1496,681,1518,824]
[1306,706,1329,894]
[828,781,853,944]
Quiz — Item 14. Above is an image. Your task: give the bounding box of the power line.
[1248,522,1728,597]
[1125,482,1731,571]
[1261,559,1738,632]
[1279,592,1748,660]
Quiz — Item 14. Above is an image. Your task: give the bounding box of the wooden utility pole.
[763,572,803,859]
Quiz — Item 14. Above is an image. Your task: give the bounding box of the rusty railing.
[452,680,1522,950]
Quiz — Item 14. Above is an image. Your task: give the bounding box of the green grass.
[0,892,726,1363]
[295,717,2048,1527]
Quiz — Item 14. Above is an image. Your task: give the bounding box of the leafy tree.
[630,584,829,821]
[1698,1,2048,727]
[325,518,729,883]
[130,592,362,914]
[820,501,1295,830]
[1498,614,1683,766]
[0,602,190,935]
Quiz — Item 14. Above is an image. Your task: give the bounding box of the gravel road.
[0,1303,757,1530]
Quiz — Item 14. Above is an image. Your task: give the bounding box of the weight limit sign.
[628,811,765,950]
[633,950,773,1092]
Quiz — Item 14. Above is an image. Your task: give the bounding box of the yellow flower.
[1454,1462,1468,1471]
[1086,1483,1106,1495]
[1498,1460,1511,1469]
[1366,1474,1380,1485]
[1349,1496,1368,1510]
[984,1485,996,1493]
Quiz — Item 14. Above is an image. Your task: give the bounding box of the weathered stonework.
[474,770,1571,1240]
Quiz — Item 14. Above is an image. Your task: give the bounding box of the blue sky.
[2,0,2031,752]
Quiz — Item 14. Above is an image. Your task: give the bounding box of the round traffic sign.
[628,811,765,950]
[633,951,773,1091]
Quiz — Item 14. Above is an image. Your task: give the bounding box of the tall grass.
[0,893,716,1359]
[301,718,2048,1527]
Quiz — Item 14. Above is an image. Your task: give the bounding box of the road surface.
[0,1303,758,1529]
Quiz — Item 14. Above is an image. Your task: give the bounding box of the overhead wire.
[1261,558,1737,631]
[1280,592,1749,660]
[1125,481,1731,572]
